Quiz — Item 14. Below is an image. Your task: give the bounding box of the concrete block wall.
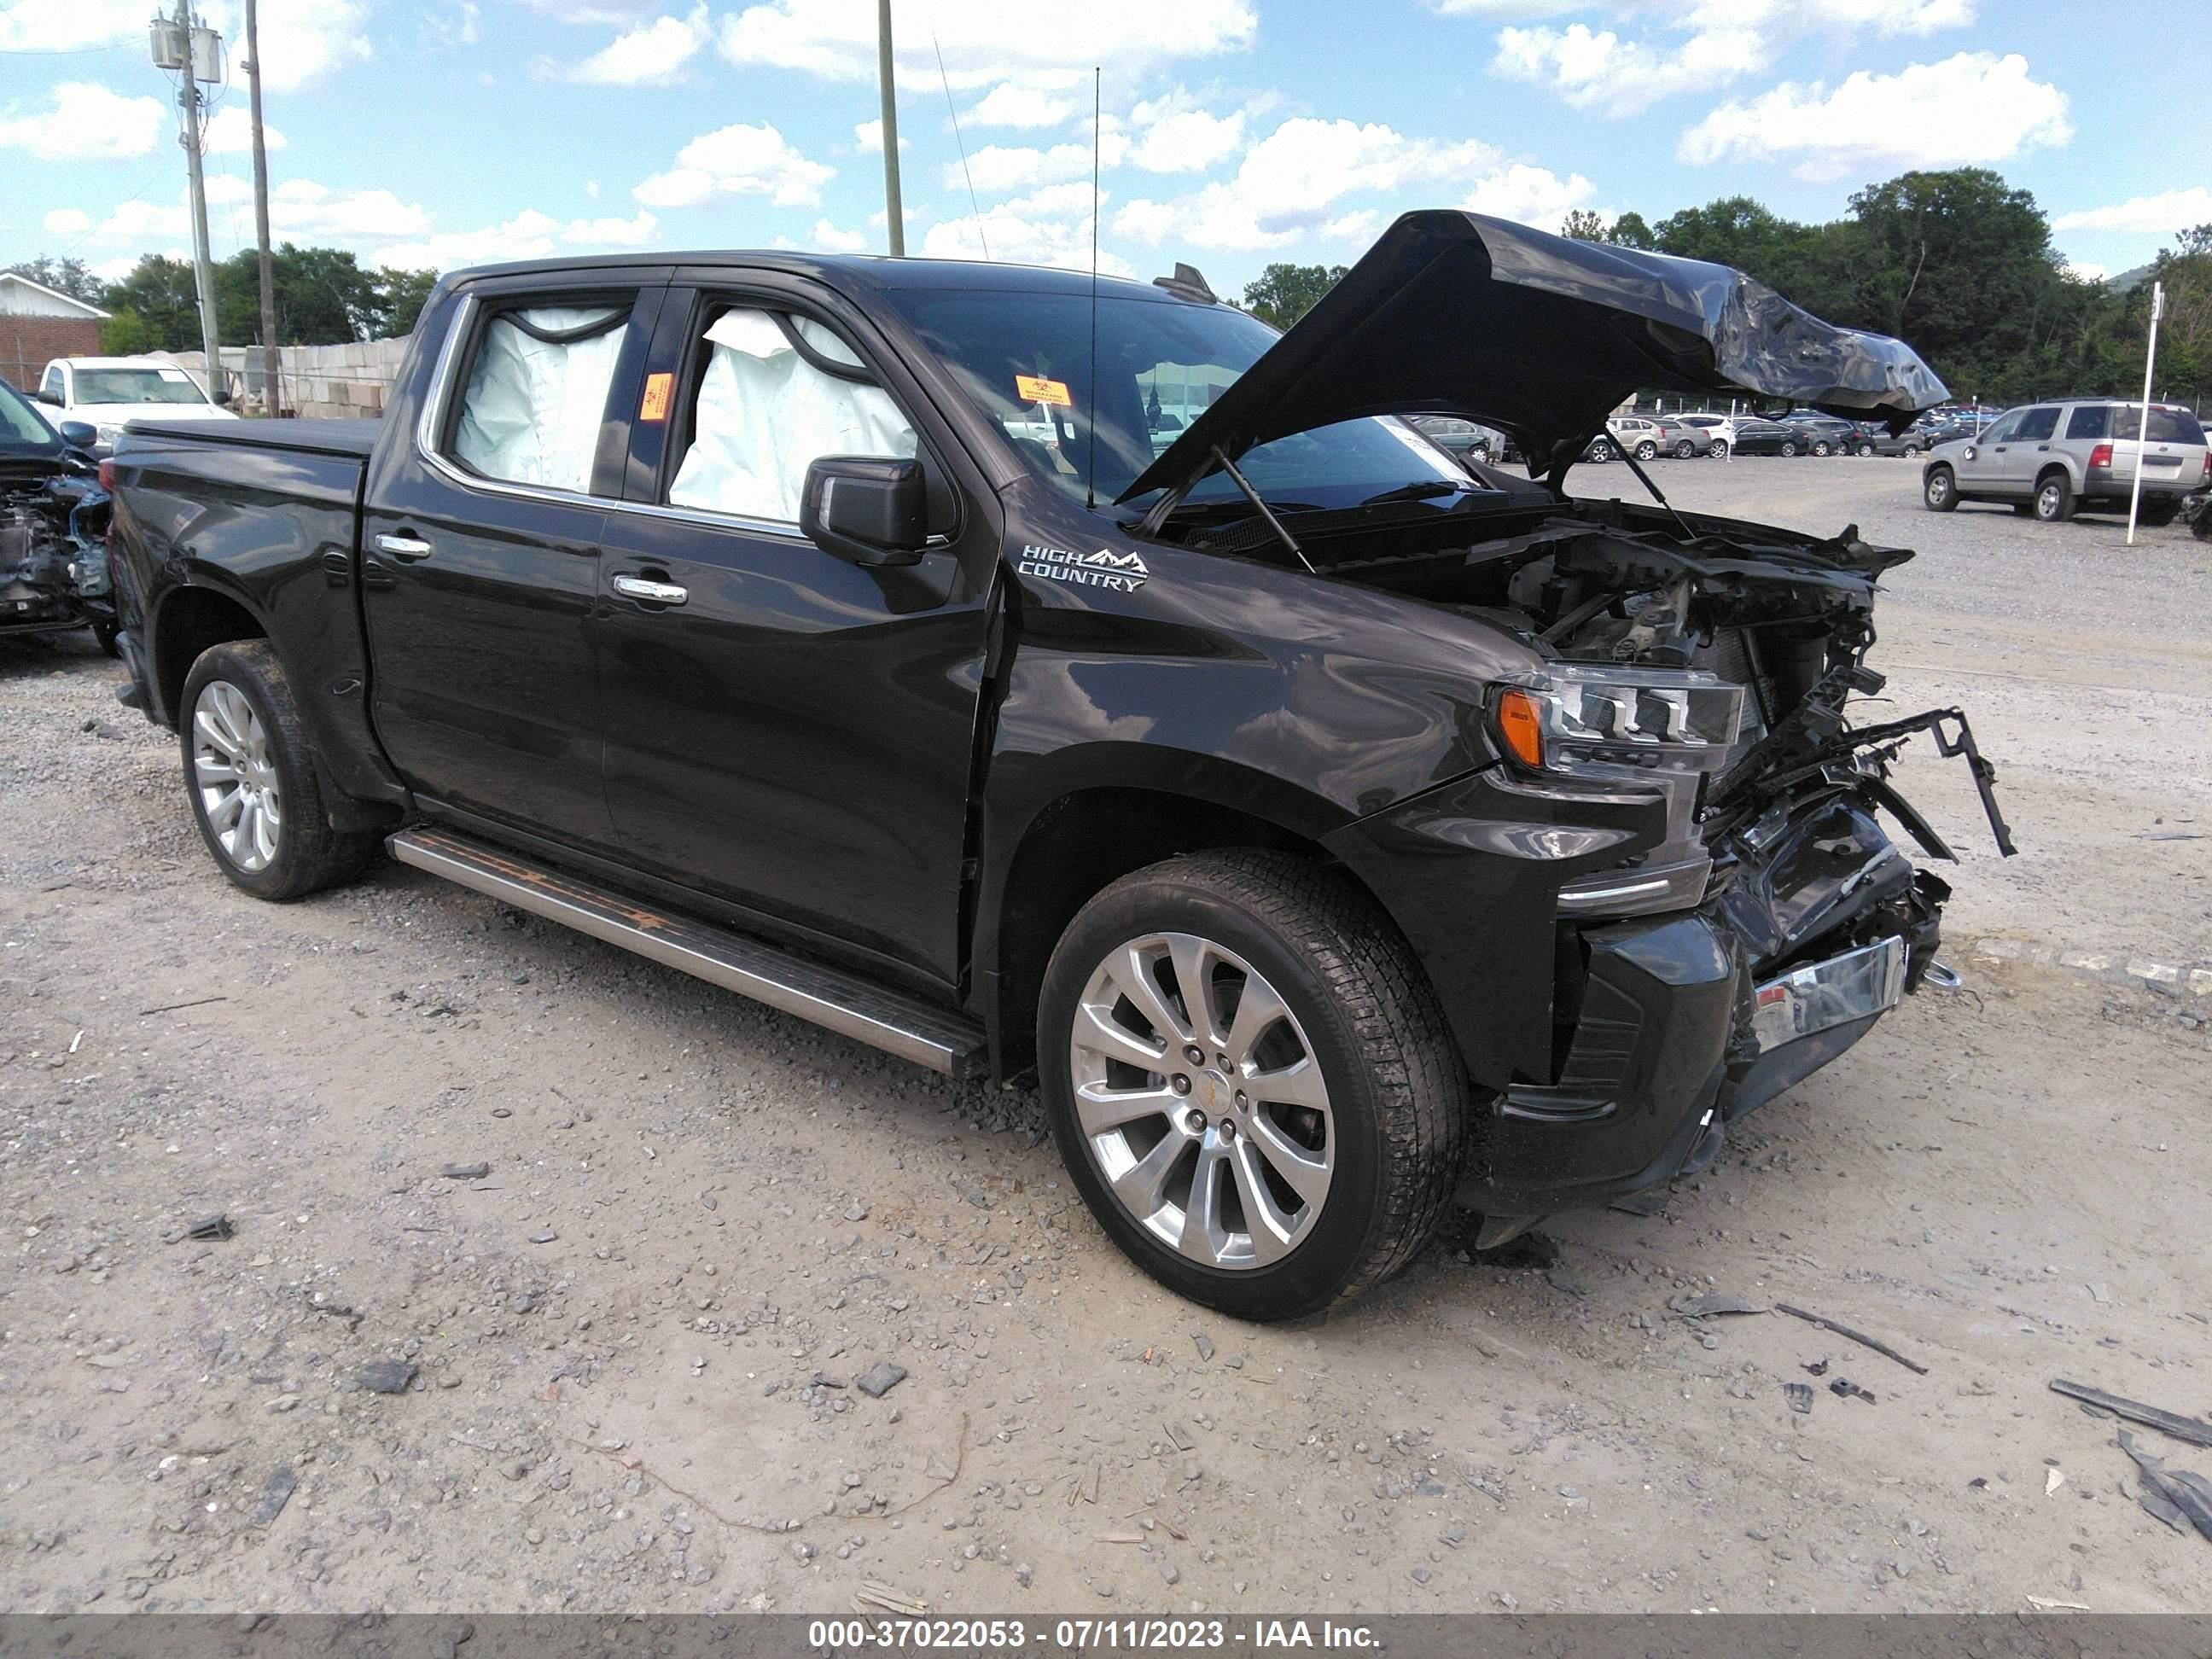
[164,335,412,419]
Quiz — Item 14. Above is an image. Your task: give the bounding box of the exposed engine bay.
[1177,494,2014,964]
[0,461,114,642]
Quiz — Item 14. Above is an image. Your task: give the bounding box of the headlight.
[1494,665,1743,776]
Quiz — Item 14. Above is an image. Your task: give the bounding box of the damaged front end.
[0,460,113,640]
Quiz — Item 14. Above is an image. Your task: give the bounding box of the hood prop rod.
[1213,445,1316,573]
[1610,440,1699,542]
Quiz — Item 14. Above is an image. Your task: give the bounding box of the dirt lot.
[2,457,2208,1617]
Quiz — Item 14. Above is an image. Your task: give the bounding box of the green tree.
[1561,210,1654,250]
[100,255,201,351]
[1242,262,1348,330]
[373,267,439,337]
[98,310,159,354]
[5,255,104,305]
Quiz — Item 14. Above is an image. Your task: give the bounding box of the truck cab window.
[669,307,916,524]
[451,304,631,492]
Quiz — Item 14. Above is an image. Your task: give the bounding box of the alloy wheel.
[192,679,282,873]
[1068,932,1334,1270]
[2038,480,2064,519]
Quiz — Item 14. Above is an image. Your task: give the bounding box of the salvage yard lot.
[2,457,2207,1615]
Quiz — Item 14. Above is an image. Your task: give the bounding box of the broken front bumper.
[1454,794,1945,1237]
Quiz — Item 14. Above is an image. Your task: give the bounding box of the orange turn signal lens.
[1496,688,1545,769]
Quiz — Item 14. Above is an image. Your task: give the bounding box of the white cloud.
[1321,209,1380,242]
[1118,118,1504,252]
[87,253,143,283]
[44,207,92,236]
[204,0,374,90]
[718,0,1255,88]
[1460,163,1597,230]
[2063,260,2108,283]
[1487,0,1975,116]
[372,207,661,272]
[1127,101,1245,174]
[0,0,159,51]
[918,207,1133,276]
[967,84,1075,128]
[2054,188,2212,235]
[0,82,166,161]
[568,4,710,84]
[809,218,870,252]
[949,136,1128,195]
[853,119,910,153]
[96,175,432,243]
[201,106,288,154]
[634,122,835,208]
[1679,52,2072,182]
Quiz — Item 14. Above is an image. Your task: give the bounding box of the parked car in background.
[1608,415,1708,459]
[1922,399,2212,522]
[1778,412,1864,457]
[1729,415,1806,456]
[35,355,236,451]
[1674,413,1736,457]
[1410,414,1516,466]
[1871,413,1959,457]
[0,375,116,650]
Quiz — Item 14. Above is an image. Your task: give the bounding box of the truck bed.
[125,416,381,458]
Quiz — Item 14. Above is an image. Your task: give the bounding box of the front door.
[360,281,661,853]
[1999,405,2061,492]
[595,284,997,985]
[1953,410,2018,492]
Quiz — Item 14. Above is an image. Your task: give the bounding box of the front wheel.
[179,640,378,901]
[1812,440,1834,457]
[1854,440,1877,457]
[1587,439,1614,463]
[1779,439,1799,458]
[1673,440,1697,459]
[1923,466,1957,511]
[1038,852,1466,1321]
[1708,440,1729,459]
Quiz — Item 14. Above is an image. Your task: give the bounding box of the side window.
[1981,413,2019,444]
[2064,405,2109,441]
[449,301,632,492]
[668,307,917,524]
[42,365,63,399]
[2013,406,2059,442]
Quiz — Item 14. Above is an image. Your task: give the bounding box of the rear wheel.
[1923,466,1957,511]
[179,640,377,901]
[1634,440,1658,461]
[1854,440,1877,457]
[2034,471,2075,522]
[1038,851,1466,1321]
[1902,442,1923,457]
[1587,439,1614,463]
[1708,440,1729,459]
[1812,439,1834,457]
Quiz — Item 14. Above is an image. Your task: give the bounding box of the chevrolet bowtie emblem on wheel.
[1016,544,1150,592]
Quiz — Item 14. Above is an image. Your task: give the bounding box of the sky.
[2,0,2207,306]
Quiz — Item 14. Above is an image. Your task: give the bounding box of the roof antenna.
[934,34,987,260]
[1086,64,1101,511]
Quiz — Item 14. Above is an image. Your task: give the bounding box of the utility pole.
[154,2,224,394]
[2126,281,2164,548]
[245,0,279,416]
[876,0,904,255]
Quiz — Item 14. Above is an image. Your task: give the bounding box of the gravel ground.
[2,457,2208,1618]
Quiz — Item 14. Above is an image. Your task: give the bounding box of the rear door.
[359,275,664,853]
[594,276,998,986]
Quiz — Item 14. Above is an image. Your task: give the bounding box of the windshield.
[0,380,64,453]
[72,366,212,405]
[879,287,1464,510]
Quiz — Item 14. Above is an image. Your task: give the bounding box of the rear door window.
[2013,407,2059,441]
[451,303,634,492]
[2064,406,2110,440]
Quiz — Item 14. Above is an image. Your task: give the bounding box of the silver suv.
[1922,399,2211,524]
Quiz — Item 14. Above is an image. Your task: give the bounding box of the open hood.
[1121,210,1950,502]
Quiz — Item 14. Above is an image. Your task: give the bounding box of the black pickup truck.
[105,211,2011,1320]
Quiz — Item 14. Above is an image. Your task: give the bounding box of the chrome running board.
[387,827,987,1077]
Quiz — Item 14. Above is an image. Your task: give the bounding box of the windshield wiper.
[1359,480,1474,507]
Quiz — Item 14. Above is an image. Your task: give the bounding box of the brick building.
[1,273,108,393]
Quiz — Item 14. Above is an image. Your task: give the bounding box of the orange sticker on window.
[1016,374,1072,407]
[639,372,672,422]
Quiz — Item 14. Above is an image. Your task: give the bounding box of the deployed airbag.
[671,309,915,523]
[453,306,627,492]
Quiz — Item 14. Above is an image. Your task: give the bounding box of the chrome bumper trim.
[1750,934,1907,1053]
[1557,854,1712,917]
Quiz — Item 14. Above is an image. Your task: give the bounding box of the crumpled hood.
[1122,209,1950,500]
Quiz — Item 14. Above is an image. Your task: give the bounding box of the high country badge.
[1016,544,1150,593]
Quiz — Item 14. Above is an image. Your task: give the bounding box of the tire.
[1923,466,1957,512]
[1634,441,1658,461]
[1854,440,1877,457]
[1902,443,1923,457]
[1778,439,1799,458]
[1812,440,1833,457]
[2033,470,2075,523]
[1587,439,1613,463]
[1037,851,1467,1322]
[1673,440,1697,459]
[178,639,377,901]
[91,620,121,658]
[1708,441,1729,459]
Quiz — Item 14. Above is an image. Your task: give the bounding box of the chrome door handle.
[374,533,434,562]
[612,574,688,607]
